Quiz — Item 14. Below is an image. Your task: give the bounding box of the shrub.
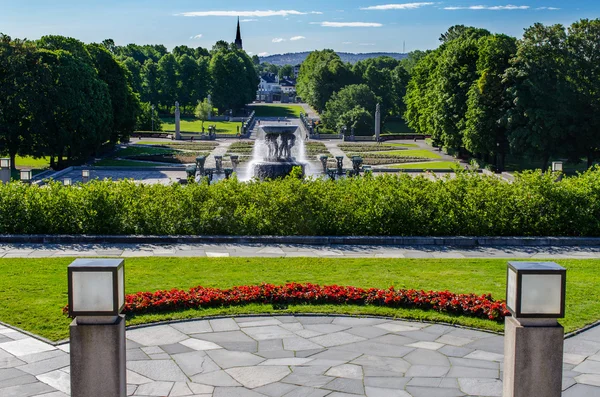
[2,169,600,236]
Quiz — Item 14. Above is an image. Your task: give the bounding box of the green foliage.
[194,98,212,131]
[4,170,600,236]
[136,102,163,131]
[322,84,378,134]
[209,48,258,113]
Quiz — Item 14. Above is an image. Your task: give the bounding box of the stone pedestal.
[70,315,126,397]
[175,102,181,141]
[0,168,10,183]
[503,316,563,397]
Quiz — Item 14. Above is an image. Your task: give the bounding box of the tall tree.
[463,34,517,171]
[566,19,600,167]
[87,44,140,143]
[504,23,575,170]
[140,59,160,105]
[322,84,378,134]
[157,53,178,109]
[176,54,199,112]
[279,64,294,79]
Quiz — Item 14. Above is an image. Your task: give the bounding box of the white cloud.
[311,21,383,27]
[258,52,269,57]
[190,34,203,39]
[361,3,434,10]
[444,5,530,10]
[178,10,321,17]
[272,38,286,43]
[290,36,306,41]
[536,6,560,10]
[240,18,258,22]
[343,42,353,44]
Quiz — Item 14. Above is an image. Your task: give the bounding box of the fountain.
[251,125,306,179]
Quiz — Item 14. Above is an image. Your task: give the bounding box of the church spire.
[235,17,243,50]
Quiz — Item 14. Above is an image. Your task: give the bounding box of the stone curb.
[1,234,600,246]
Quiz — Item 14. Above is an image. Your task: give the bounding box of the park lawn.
[1,257,599,341]
[391,161,463,170]
[115,146,176,157]
[161,117,242,134]
[94,159,165,167]
[13,155,51,169]
[357,150,442,159]
[251,104,304,118]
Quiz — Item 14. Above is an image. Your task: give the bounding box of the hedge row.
[1,169,599,236]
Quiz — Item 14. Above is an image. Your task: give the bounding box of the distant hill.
[259,52,408,66]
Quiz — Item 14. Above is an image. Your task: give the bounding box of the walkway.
[2,243,600,259]
[1,315,599,396]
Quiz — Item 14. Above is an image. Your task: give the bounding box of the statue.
[375,103,381,142]
[207,95,212,120]
[175,102,181,140]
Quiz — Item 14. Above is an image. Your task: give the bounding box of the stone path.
[323,143,352,170]
[2,243,600,259]
[204,141,234,169]
[1,315,600,396]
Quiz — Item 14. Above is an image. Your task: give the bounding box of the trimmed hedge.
[1,169,600,236]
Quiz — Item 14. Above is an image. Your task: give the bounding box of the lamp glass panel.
[521,274,562,314]
[72,271,114,312]
[118,266,124,310]
[0,159,9,168]
[82,170,90,177]
[20,171,31,180]
[507,268,517,312]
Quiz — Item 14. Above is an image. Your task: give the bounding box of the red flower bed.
[105,283,508,322]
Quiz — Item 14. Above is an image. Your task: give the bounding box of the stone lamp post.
[20,170,32,184]
[82,169,90,184]
[503,261,567,397]
[68,259,126,397]
[0,158,11,183]
[319,155,329,174]
[63,178,72,186]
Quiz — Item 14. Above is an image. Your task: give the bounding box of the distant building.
[235,17,243,50]
[257,73,282,102]
[293,64,301,79]
[279,78,296,94]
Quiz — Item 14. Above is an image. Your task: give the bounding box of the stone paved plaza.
[2,243,600,259]
[1,315,600,396]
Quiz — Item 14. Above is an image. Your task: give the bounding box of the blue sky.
[0,1,597,56]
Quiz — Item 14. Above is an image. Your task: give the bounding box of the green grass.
[94,159,165,167]
[372,150,442,159]
[251,104,304,118]
[1,257,599,341]
[115,146,176,157]
[390,161,463,170]
[161,117,242,134]
[14,156,51,169]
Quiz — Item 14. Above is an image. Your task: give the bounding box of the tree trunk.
[9,151,16,172]
[542,154,550,173]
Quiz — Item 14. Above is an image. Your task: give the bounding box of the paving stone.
[406,341,445,351]
[446,366,499,378]
[280,323,304,332]
[397,330,440,342]
[253,381,298,397]
[376,322,422,333]
[463,350,503,362]
[351,355,410,374]
[406,386,465,397]
[0,339,55,357]
[296,317,334,325]
[325,364,363,379]
[168,381,193,396]
[458,378,502,396]
[405,365,450,377]
[190,370,241,387]
[196,330,255,344]
[160,343,195,355]
[127,348,151,361]
[127,326,187,346]
[404,348,450,366]
[0,357,26,369]
[365,386,411,396]
[309,349,362,362]
[333,317,387,327]
[372,334,416,347]
[295,330,325,339]
[283,337,323,351]
[207,350,264,369]
[563,384,600,396]
[281,372,333,388]
[574,359,600,374]
[209,319,239,332]
[257,350,296,359]
[180,338,222,351]
[334,340,413,357]
[462,336,504,355]
[448,357,499,370]
[260,358,314,366]
[436,334,474,347]
[188,382,214,394]
[135,381,173,396]
[304,324,350,334]
[238,319,282,328]
[226,366,290,388]
[346,326,389,339]
[295,348,326,358]
[576,374,600,387]
[17,355,70,376]
[279,385,330,397]
[324,377,364,394]
[219,341,258,353]
[36,369,70,394]
[408,377,443,387]
[422,325,453,335]
[19,350,66,364]
[364,377,410,389]
[126,369,153,385]
[243,326,295,341]
[171,321,213,334]
[213,386,265,396]
[0,373,37,389]
[172,351,220,376]
[0,381,55,397]
[127,360,188,381]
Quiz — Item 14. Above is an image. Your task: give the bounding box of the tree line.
[108,40,258,115]
[0,35,258,169]
[406,20,600,171]
[297,50,412,134]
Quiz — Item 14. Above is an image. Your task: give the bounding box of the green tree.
[322,84,378,134]
[566,19,600,167]
[504,23,575,170]
[136,102,162,131]
[122,57,142,94]
[87,44,141,143]
[0,35,39,170]
[157,54,179,109]
[400,50,427,74]
[195,98,212,132]
[463,34,517,171]
[209,48,257,113]
[140,59,160,105]
[297,50,354,112]
[176,54,199,112]
[172,45,195,58]
[279,64,293,79]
